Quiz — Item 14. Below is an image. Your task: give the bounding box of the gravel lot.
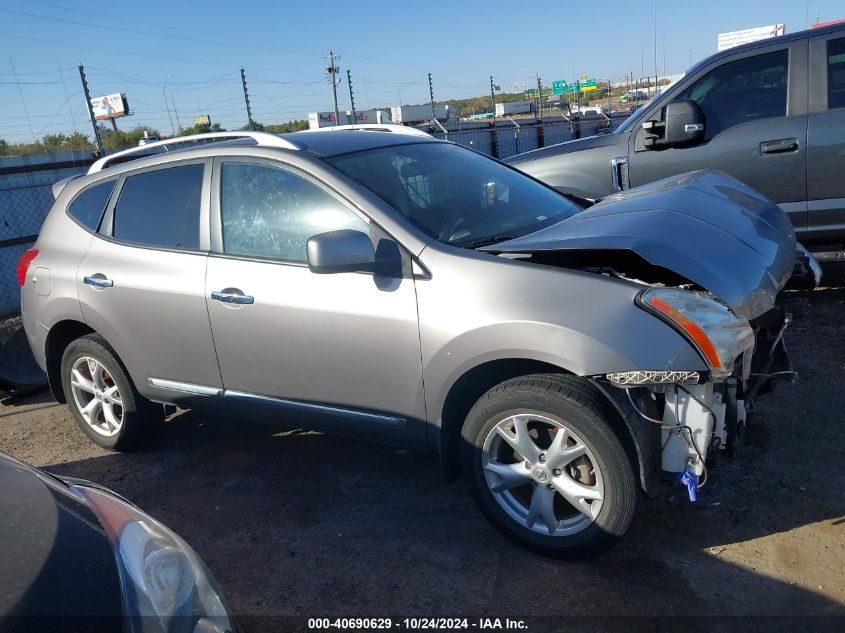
[1,266,843,632]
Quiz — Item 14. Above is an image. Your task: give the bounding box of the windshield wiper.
[460,235,515,249]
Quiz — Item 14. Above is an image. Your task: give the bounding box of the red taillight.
[16,248,39,286]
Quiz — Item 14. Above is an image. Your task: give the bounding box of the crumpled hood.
[483,170,797,319]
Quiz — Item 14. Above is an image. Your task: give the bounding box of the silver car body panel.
[22,133,793,457]
[415,243,706,436]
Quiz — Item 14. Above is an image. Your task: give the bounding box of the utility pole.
[240,68,255,131]
[347,69,356,125]
[490,75,496,121]
[325,51,342,126]
[78,64,103,153]
[653,0,658,95]
[428,72,436,121]
[536,73,543,119]
[170,91,182,132]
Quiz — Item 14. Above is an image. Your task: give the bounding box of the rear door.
[78,161,223,406]
[627,40,810,238]
[807,32,845,242]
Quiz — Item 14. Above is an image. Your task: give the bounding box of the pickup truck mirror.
[307,230,375,274]
[643,99,705,148]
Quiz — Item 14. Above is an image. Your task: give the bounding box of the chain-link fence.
[0,185,63,315]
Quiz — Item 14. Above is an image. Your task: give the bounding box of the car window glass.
[220,162,368,262]
[328,142,580,245]
[112,164,203,250]
[67,179,115,231]
[828,37,845,110]
[676,49,788,138]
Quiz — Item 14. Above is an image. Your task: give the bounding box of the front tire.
[61,334,163,451]
[460,374,638,559]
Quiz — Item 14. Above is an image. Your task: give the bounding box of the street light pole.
[162,75,175,136]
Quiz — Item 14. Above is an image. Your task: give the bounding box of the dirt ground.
[1,266,844,632]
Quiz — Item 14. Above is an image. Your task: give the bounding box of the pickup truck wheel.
[61,334,163,451]
[460,374,638,559]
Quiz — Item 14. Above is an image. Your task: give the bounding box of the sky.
[1,0,843,142]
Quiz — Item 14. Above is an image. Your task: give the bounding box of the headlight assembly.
[638,287,755,379]
[73,485,235,633]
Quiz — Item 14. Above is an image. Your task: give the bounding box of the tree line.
[0,119,310,157]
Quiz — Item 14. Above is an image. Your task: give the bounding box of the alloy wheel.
[481,412,604,536]
[69,356,124,437]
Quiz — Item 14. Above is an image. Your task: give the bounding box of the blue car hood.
[484,170,797,319]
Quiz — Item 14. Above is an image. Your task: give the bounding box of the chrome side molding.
[148,378,223,397]
[148,378,406,427]
[225,390,406,427]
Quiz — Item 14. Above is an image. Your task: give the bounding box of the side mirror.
[307,230,375,274]
[643,99,705,148]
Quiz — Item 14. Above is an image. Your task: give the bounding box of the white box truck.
[308,111,350,129]
[495,101,535,116]
[390,104,451,124]
[348,109,391,124]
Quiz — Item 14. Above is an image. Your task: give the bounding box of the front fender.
[416,246,706,431]
[424,316,705,429]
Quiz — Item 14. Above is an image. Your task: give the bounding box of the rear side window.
[112,164,203,250]
[828,37,845,110]
[677,49,788,138]
[67,180,115,231]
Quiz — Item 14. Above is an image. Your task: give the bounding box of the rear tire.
[460,374,638,559]
[61,334,163,451]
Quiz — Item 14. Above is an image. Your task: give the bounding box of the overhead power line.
[0,8,315,54]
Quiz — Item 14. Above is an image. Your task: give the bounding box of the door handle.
[84,275,113,288]
[211,290,254,305]
[760,138,798,155]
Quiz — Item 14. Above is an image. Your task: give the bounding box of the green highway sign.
[567,82,580,93]
[524,88,537,97]
[552,80,567,94]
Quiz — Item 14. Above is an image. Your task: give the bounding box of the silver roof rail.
[88,131,300,174]
[299,124,431,137]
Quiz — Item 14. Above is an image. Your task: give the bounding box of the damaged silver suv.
[19,127,820,558]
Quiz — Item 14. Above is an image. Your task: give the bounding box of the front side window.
[112,164,203,250]
[220,162,368,263]
[676,49,788,138]
[327,142,580,246]
[828,37,845,110]
[68,179,116,231]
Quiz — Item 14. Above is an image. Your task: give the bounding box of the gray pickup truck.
[508,22,845,257]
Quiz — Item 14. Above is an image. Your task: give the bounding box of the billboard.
[717,24,785,52]
[194,114,211,126]
[91,93,128,120]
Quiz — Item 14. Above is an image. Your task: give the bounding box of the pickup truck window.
[829,37,845,110]
[676,49,788,138]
